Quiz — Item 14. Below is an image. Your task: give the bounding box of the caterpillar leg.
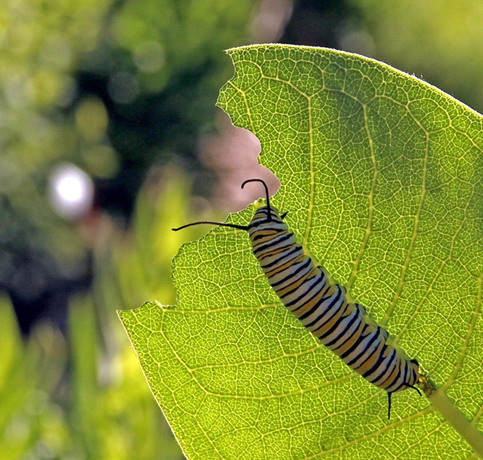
[387,384,422,420]
[406,383,422,397]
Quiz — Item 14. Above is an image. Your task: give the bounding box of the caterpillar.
[173,178,421,419]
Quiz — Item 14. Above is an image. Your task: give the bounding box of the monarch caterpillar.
[173,178,421,419]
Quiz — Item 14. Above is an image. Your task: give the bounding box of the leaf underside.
[119,45,483,459]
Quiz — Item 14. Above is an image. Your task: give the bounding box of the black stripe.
[252,229,281,241]
[270,258,312,288]
[261,245,301,270]
[365,348,397,383]
[402,359,409,383]
[302,285,342,327]
[253,233,293,256]
[324,308,361,348]
[344,325,380,365]
[372,351,399,386]
[257,243,297,262]
[318,313,346,342]
[382,350,401,384]
[411,364,418,384]
[295,270,330,316]
[297,274,331,321]
[302,283,341,315]
[276,265,315,299]
[249,216,283,230]
[295,286,333,325]
[361,346,393,380]
[377,364,405,393]
[397,361,410,389]
[286,279,341,309]
[318,302,350,341]
[256,244,296,263]
[387,380,405,393]
[291,279,330,322]
[382,360,406,392]
[281,270,326,307]
[253,231,292,251]
[286,270,327,310]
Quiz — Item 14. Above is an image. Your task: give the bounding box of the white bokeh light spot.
[49,163,94,220]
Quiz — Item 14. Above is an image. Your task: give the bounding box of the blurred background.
[2,0,483,458]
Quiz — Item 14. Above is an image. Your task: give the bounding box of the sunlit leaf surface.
[119,45,483,459]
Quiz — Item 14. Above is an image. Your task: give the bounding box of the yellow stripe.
[332,314,365,355]
[312,300,348,340]
[291,281,333,318]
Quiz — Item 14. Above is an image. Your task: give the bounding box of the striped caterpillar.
[173,178,421,418]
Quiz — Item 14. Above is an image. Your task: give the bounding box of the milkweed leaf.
[119,44,483,459]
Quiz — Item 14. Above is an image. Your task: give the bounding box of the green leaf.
[119,44,483,458]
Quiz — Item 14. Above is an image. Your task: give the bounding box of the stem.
[419,376,483,457]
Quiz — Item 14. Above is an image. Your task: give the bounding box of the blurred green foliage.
[0,0,114,255]
[350,0,483,112]
[110,167,211,311]
[0,169,209,459]
[111,0,254,93]
[0,0,258,298]
[0,295,66,460]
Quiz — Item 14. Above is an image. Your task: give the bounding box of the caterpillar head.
[248,205,288,237]
[172,178,286,233]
